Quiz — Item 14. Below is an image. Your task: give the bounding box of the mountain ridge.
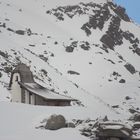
[0,0,140,120]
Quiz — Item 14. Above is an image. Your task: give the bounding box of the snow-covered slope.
[0,0,140,138]
[0,101,90,140]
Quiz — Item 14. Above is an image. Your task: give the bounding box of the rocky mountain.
[0,0,140,120]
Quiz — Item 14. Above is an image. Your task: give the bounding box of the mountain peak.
[0,0,140,126]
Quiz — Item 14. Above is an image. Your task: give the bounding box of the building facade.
[9,64,76,106]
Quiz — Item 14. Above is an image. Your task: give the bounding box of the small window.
[15,76,18,81]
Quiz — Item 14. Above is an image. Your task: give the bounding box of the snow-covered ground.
[0,102,89,140]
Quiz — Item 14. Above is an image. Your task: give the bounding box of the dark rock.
[67,70,80,75]
[66,46,74,52]
[0,23,6,28]
[129,109,137,114]
[40,69,48,76]
[124,63,136,74]
[0,72,2,78]
[135,47,140,56]
[74,83,79,88]
[50,53,54,57]
[45,114,66,130]
[81,23,91,36]
[125,96,131,100]
[119,79,126,83]
[74,119,84,125]
[46,10,50,14]
[89,62,92,65]
[100,45,109,53]
[81,3,110,34]
[108,2,130,21]
[104,16,123,49]
[81,131,92,137]
[103,116,109,122]
[19,9,22,12]
[0,50,9,58]
[66,122,75,128]
[80,42,90,50]
[26,28,32,36]
[48,2,110,35]
[97,122,132,139]
[42,43,46,45]
[133,122,140,130]
[123,31,140,56]
[15,30,25,35]
[130,113,140,122]
[114,6,130,22]
[118,55,124,61]
[106,59,115,64]
[7,28,14,32]
[29,44,35,47]
[54,12,64,21]
[108,79,112,82]
[112,105,119,108]
[112,72,121,77]
[4,66,12,73]
[100,34,115,50]
[39,54,48,62]
[71,41,78,47]
[54,41,58,45]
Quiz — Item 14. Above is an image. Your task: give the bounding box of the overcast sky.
[114,0,140,24]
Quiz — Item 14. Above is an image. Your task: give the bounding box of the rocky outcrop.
[119,79,126,83]
[47,2,111,36]
[67,70,80,75]
[81,3,111,35]
[45,114,66,130]
[130,113,140,122]
[97,122,132,140]
[36,114,75,130]
[124,63,136,74]
[46,1,140,57]
[108,1,130,22]
[80,41,90,50]
[66,46,74,52]
[123,31,140,56]
[100,34,115,50]
[15,30,25,35]
[101,16,123,50]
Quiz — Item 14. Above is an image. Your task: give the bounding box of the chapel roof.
[9,63,34,87]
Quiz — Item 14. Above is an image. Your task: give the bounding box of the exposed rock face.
[119,79,126,83]
[66,122,75,128]
[130,113,140,122]
[129,108,138,114]
[133,122,140,130]
[97,122,132,139]
[100,34,115,50]
[100,16,123,50]
[124,63,136,74]
[110,3,130,22]
[65,41,78,52]
[81,3,111,35]
[80,41,90,50]
[36,115,76,130]
[66,46,74,52]
[15,30,25,35]
[45,114,66,130]
[67,70,80,75]
[125,96,132,100]
[46,1,140,57]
